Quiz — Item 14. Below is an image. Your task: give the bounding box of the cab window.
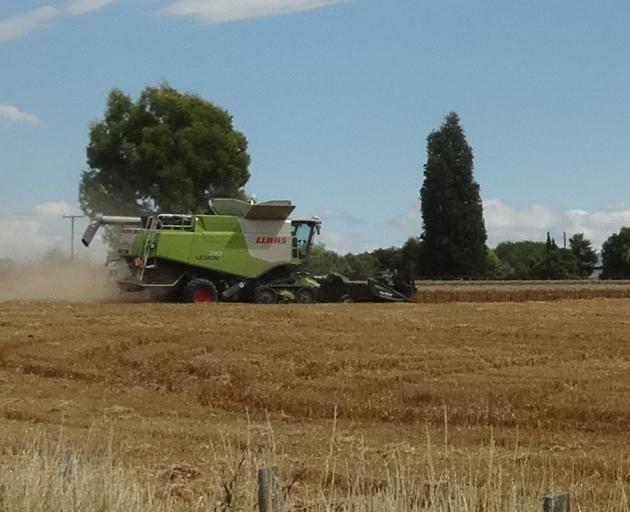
[292,222,313,259]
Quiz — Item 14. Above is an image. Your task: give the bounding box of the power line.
[62,214,85,260]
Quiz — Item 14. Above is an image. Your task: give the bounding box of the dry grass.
[0,435,175,511]
[2,299,630,509]
[3,424,628,511]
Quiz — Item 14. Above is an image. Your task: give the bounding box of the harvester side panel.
[153,232,194,264]
[240,219,294,264]
[189,222,268,279]
[150,215,285,279]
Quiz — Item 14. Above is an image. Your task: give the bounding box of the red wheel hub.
[193,289,214,303]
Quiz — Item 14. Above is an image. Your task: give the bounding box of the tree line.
[303,233,600,281]
[79,85,630,280]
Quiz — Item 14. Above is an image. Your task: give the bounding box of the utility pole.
[62,214,85,260]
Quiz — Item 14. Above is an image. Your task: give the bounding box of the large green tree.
[420,112,487,277]
[601,228,630,279]
[79,84,250,216]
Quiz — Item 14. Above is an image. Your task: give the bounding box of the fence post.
[257,465,280,512]
[542,491,570,512]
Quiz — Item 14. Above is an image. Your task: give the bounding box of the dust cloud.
[0,260,128,303]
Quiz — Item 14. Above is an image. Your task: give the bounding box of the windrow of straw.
[412,280,630,303]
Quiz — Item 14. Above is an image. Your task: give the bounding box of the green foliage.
[80,84,250,216]
[302,244,351,275]
[545,233,558,252]
[303,238,423,279]
[343,252,381,275]
[484,249,501,277]
[398,238,423,280]
[420,112,487,278]
[371,247,403,273]
[494,238,592,280]
[569,233,598,277]
[494,241,547,278]
[601,228,630,279]
[302,245,382,276]
[526,249,579,279]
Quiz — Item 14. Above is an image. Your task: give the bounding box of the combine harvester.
[82,198,414,304]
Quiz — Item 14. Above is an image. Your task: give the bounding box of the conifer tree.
[420,112,487,277]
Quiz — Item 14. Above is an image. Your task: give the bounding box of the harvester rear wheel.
[254,286,278,304]
[182,278,218,304]
[296,287,317,304]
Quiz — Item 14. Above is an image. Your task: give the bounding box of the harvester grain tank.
[82,198,414,303]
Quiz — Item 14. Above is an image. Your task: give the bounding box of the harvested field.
[414,279,630,302]
[1,299,630,509]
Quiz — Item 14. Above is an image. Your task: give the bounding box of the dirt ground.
[1,299,630,506]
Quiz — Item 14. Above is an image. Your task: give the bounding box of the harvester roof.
[210,198,295,220]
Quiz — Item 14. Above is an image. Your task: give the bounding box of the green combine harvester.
[81,198,414,304]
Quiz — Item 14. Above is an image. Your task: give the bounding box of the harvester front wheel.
[182,278,218,304]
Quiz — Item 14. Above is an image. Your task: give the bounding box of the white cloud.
[319,227,371,254]
[6,198,629,262]
[0,6,60,44]
[159,0,348,23]
[387,203,421,236]
[483,198,630,250]
[315,199,630,255]
[64,0,121,16]
[315,205,417,254]
[33,201,81,216]
[318,208,367,226]
[0,1,119,44]
[0,202,105,261]
[0,103,40,125]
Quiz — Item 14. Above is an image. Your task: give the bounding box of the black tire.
[181,278,219,304]
[296,287,317,304]
[339,295,355,303]
[255,286,278,304]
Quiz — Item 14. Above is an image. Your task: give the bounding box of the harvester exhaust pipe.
[81,214,143,247]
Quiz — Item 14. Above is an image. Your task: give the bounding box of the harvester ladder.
[139,215,158,279]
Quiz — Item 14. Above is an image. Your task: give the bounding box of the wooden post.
[257,465,280,512]
[542,492,570,512]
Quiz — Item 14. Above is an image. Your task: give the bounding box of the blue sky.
[1,0,630,259]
